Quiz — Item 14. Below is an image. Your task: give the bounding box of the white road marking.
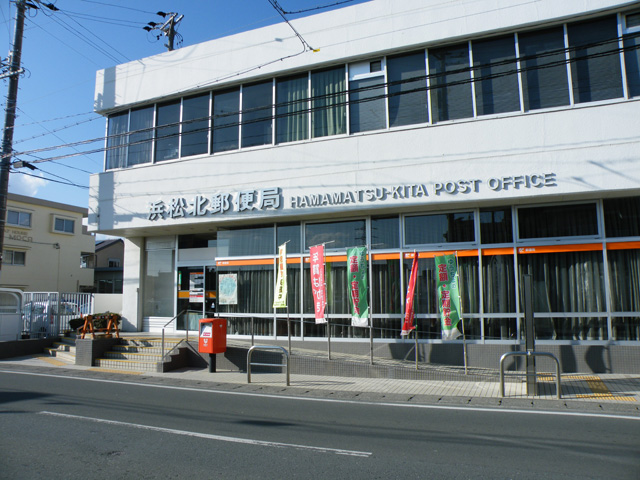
[38,411,372,457]
[2,369,639,422]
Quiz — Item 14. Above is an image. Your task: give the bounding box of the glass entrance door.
[177,265,217,331]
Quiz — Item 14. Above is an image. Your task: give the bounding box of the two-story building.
[89,0,640,368]
[2,193,94,292]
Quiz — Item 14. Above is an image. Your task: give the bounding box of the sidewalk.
[2,353,639,410]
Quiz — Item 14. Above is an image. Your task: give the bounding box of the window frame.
[2,249,26,266]
[53,216,75,235]
[7,209,32,228]
[515,202,601,242]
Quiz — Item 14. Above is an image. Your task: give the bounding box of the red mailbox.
[198,318,227,354]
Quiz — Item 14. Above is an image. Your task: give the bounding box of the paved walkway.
[2,353,639,409]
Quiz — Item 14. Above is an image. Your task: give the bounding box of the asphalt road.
[1,369,638,479]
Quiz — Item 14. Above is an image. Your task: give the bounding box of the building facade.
[90,0,640,352]
[93,238,123,293]
[2,193,95,292]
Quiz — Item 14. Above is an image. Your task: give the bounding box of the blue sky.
[1,0,369,209]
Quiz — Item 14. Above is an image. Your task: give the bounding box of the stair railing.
[161,309,190,361]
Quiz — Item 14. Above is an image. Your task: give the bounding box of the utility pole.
[143,11,184,52]
[0,0,27,276]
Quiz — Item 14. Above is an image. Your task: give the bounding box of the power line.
[60,10,148,29]
[11,169,88,188]
[11,110,95,129]
[276,0,358,15]
[26,13,103,67]
[267,0,317,52]
[35,1,130,64]
[8,32,640,164]
[13,113,101,145]
[78,0,157,16]
[14,106,102,169]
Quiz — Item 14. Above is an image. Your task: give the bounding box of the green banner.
[435,254,462,340]
[347,246,369,327]
[273,243,287,308]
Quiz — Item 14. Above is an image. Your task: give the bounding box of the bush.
[69,318,85,330]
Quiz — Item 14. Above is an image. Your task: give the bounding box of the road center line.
[38,411,372,457]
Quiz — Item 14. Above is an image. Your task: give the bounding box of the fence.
[22,292,94,338]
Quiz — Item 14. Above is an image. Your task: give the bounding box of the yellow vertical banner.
[273,243,288,308]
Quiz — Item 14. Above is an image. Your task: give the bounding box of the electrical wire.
[104,0,541,98]
[59,10,147,29]
[11,169,89,189]
[276,0,358,15]
[14,106,103,169]
[14,114,101,145]
[8,30,640,164]
[34,0,130,64]
[25,13,103,66]
[77,0,157,16]
[11,110,95,129]
[267,0,316,51]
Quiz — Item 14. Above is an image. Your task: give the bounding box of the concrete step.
[92,337,185,373]
[59,336,77,346]
[44,348,75,363]
[103,351,163,362]
[48,342,76,353]
[112,345,173,355]
[119,337,182,348]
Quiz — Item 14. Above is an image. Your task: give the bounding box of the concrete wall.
[0,338,57,359]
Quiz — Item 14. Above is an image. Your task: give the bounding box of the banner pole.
[323,246,336,360]
[414,252,418,370]
[368,249,373,365]
[326,255,331,361]
[456,252,468,375]
[287,306,291,355]
[414,328,419,370]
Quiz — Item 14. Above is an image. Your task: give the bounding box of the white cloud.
[9,171,47,197]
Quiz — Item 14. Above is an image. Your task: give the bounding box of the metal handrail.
[161,309,188,360]
[247,345,290,386]
[500,351,561,399]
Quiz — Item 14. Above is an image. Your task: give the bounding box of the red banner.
[401,253,418,336]
[310,245,326,324]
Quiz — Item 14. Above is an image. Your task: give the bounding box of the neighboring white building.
[90,0,640,352]
[2,193,95,292]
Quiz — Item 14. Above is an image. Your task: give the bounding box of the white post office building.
[90,0,640,369]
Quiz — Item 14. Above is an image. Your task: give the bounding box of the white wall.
[121,238,144,332]
[93,294,122,316]
[94,0,637,112]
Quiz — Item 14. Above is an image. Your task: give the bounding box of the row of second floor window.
[105,13,640,171]
[6,209,76,234]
